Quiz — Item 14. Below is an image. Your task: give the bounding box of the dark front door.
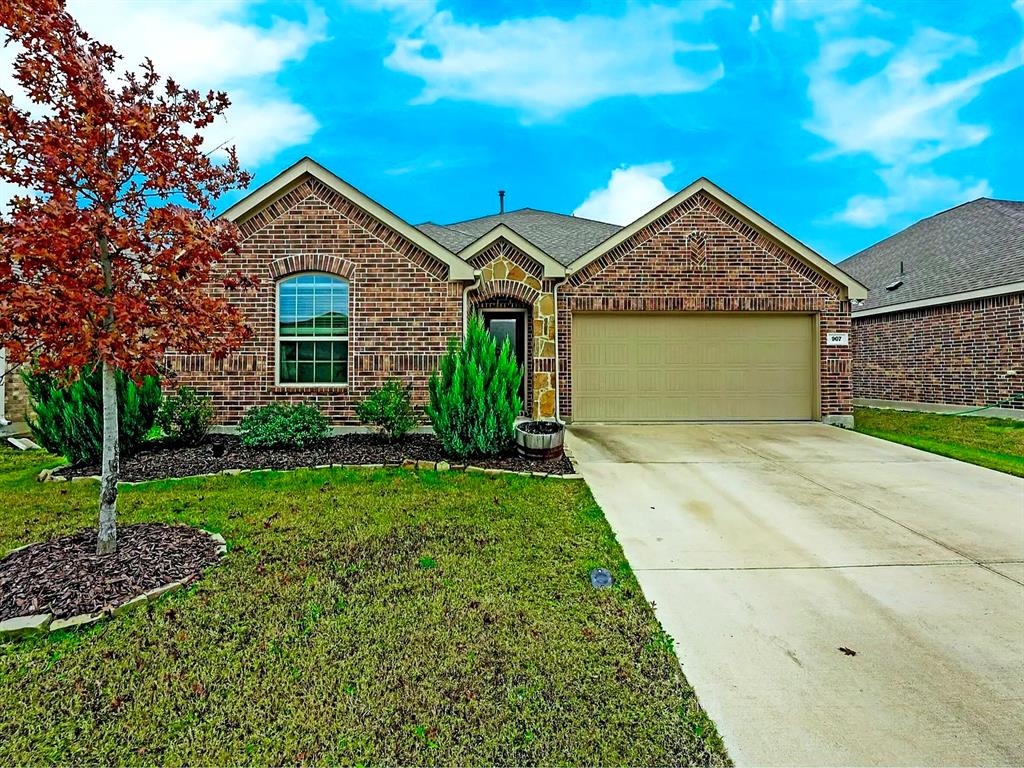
[483,311,527,409]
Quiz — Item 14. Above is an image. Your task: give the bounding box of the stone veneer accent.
[852,292,1024,410]
[468,239,558,418]
[2,364,31,425]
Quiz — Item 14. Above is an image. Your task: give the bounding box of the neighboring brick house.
[839,198,1024,413]
[100,157,865,427]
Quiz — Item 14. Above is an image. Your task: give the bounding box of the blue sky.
[21,0,1024,260]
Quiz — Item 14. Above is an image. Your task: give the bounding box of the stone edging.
[0,530,227,640]
[39,452,584,486]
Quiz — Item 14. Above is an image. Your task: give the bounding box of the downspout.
[463,270,482,339]
[551,276,568,424]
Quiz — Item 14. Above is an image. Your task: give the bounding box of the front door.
[483,311,527,410]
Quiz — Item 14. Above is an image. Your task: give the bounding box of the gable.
[221,157,474,281]
[458,226,565,278]
[567,178,867,300]
[567,196,844,302]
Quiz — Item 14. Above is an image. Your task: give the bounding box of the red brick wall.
[851,292,1024,409]
[166,178,463,425]
[558,190,853,421]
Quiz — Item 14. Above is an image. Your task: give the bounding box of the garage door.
[572,313,816,421]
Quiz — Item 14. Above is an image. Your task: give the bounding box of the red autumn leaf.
[0,0,255,380]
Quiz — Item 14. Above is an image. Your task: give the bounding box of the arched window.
[277,273,349,385]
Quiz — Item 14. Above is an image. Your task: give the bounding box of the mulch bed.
[55,434,575,483]
[0,523,219,620]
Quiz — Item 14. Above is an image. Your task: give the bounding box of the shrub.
[426,314,522,459]
[23,365,162,465]
[156,387,215,445]
[238,402,330,449]
[356,379,417,441]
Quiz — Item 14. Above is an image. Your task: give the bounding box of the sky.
[7,0,1024,261]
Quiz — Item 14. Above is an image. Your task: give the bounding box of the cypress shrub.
[22,366,162,465]
[426,315,523,459]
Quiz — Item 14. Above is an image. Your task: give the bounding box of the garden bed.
[55,433,575,482]
[0,523,220,620]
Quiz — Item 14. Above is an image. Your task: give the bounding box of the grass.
[854,407,1024,477]
[0,450,728,766]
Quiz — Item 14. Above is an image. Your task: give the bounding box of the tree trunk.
[96,359,119,555]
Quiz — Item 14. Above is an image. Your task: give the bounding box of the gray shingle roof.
[416,208,622,266]
[839,198,1024,312]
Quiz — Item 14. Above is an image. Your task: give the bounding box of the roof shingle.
[839,198,1024,312]
[416,208,621,266]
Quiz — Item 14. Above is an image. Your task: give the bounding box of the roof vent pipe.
[900,260,904,275]
[498,190,505,214]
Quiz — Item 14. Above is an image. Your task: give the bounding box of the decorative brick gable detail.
[167,182,464,425]
[851,293,1024,409]
[237,178,450,280]
[268,254,356,280]
[559,193,852,421]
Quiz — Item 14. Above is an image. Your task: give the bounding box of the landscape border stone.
[47,458,584,485]
[1,529,227,640]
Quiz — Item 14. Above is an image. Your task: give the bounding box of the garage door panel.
[572,313,815,422]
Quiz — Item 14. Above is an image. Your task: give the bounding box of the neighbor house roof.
[417,209,622,266]
[839,198,1024,315]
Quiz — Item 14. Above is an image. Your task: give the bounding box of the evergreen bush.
[426,315,523,459]
[23,366,162,465]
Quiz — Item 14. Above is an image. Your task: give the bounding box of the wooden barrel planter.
[514,421,565,460]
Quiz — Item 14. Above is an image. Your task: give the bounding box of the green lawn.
[854,407,1024,477]
[0,450,727,766]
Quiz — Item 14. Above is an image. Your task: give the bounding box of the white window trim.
[274,272,351,389]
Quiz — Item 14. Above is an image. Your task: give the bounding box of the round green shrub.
[157,387,215,446]
[238,402,331,449]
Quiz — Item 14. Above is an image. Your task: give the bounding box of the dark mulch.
[518,420,564,435]
[0,523,220,620]
[56,433,575,483]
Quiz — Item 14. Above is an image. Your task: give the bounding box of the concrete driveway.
[568,423,1024,767]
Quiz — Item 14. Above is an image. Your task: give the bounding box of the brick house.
[839,198,1024,413]
[2,157,868,429]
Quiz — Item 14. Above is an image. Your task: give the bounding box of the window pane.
[278,274,349,338]
[297,363,316,383]
[297,341,315,362]
[332,361,347,383]
[314,362,332,382]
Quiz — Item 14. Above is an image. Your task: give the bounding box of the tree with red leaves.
[0,0,253,554]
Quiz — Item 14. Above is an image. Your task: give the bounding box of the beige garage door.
[572,313,816,422]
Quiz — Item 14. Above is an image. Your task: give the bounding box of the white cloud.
[213,92,320,166]
[69,1,326,87]
[749,14,762,33]
[836,168,991,227]
[0,1,327,169]
[379,4,725,120]
[805,28,1019,165]
[573,162,675,225]
[771,0,866,32]
[799,1,1024,226]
